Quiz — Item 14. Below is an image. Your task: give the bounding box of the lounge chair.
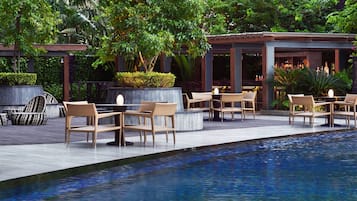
[124,102,177,146]
[43,91,65,118]
[65,103,122,147]
[10,95,47,125]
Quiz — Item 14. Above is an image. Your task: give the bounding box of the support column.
[334,49,340,72]
[201,50,213,92]
[230,47,242,92]
[262,43,275,110]
[352,56,357,93]
[160,54,172,73]
[63,55,70,101]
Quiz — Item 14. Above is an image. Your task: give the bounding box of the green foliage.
[274,67,351,97]
[327,0,357,33]
[0,73,37,86]
[0,0,61,71]
[273,67,305,94]
[43,83,63,102]
[95,0,210,72]
[115,72,176,88]
[173,55,196,81]
[203,0,338,34]
[300,68,340,96]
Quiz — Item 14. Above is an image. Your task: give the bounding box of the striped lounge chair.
[43,91,65,117]
[10,95,47,125]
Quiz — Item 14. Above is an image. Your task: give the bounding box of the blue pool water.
[1,131,357,200]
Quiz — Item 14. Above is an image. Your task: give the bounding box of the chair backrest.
[287,94,304,103]
[43,91,59,104]
[344,94,357,104]
[66,103,96,117]
[291,95,314,108]
[63,101,89,112]
[243,91,257,100]
[23,95,47,113]
[116,94,124,105]
[191,92,212,100]
[138,101,156,112]
[152,103,177,116]
[221,93,243,103]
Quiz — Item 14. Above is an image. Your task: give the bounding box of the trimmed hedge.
[0,73,37,86]
[115,72,176,88]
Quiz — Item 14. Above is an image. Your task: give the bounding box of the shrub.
[0,73,37,85]
[115,72,176,88]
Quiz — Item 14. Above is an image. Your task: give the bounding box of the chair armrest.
[314,102,332,107]
[97,111,122,119]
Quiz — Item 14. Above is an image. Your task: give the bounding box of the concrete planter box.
[0,85,44,112]
[106,87,203,131]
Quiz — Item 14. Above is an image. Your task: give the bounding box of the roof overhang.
[207,32,356,44]
[0,44,88,56]
[207,32,356,54]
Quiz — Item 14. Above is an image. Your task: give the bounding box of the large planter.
[0,85,44,112]
[106,87,184,112]
[106,87,203,131]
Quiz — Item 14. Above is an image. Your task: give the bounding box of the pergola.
[202,32,356,109]
[0,44,87,101]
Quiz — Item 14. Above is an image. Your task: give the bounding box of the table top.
[95,103,140,107]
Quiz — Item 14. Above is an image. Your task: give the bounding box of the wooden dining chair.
[65,103,122,147]
[124,102,177,146]
[211,93,244,122]
[287,94,304,124]
[291,95,332,127]
[332,94,357,127]
[242,90,257,119]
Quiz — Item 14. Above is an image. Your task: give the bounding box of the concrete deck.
[0,114,352,183]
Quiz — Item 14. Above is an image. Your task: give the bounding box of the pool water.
[1,131,357,200]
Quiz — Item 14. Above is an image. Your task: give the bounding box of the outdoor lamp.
[213,88,219,95]
[328,89,334,98]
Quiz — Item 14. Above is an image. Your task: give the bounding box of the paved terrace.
[0,114,352,183]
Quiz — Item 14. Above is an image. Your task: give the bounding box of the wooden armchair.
[291,95,332,127]
[65,103,122,147]
[242,90,257,119]
[124,102,177,146]
[287,94,304,124]
[333,94,357,127]
[211,93,244,122]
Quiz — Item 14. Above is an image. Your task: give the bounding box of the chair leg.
[165,117,168,143]
[92,132,97,148]
[172,116,176,144]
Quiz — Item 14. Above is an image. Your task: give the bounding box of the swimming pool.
[1,131,357,200]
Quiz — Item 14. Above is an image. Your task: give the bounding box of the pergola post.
[352,56,357,93]
[201,50,213,92]
[262,43,275,110]
[230,47,242,92]
[63,55,70,101]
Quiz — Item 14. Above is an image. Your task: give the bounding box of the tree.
[327,0,357,33]
[203,0,338,34]
[0,0,60,72]
[95,0,210,72]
